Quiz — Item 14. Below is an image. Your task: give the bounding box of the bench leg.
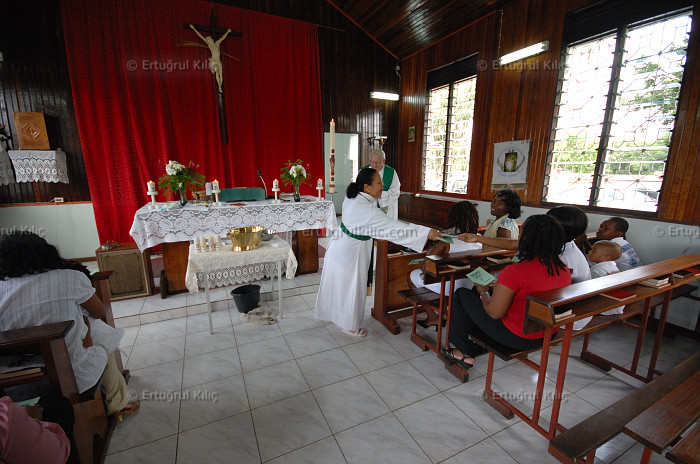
[482,352,514,419]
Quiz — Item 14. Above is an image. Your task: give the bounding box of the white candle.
[330,119,335,154]
[273,179,279,190]
[212,179,220,192]
[147,180,156,193]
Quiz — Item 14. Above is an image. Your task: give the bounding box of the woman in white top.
[546,206,593,330]
[315,168,441,336]
[0,232,139,421]
[483,190,522,239]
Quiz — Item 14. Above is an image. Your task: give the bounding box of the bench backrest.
[525,253,700,332]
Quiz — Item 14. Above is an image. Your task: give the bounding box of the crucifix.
[181,10,241,144]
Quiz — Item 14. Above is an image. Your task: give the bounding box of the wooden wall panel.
[0,0,89,204]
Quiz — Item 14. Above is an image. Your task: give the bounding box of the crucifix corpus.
[181,12,241,144]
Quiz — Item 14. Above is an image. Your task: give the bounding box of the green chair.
[218,187,266,201]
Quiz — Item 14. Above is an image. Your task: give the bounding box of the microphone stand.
[257,169,268,198]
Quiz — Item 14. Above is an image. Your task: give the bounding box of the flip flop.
[443,347,474,370]
[343,328,367,337]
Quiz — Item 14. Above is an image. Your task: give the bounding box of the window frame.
[421,55,479,196]
[542,4,694,217]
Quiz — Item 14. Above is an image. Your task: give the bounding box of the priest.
[315,168,441,336]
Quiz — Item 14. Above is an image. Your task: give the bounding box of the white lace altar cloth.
[130,199,337,251]
[185,235,297,292]
[0,150,16,186]
[7,149,69,183]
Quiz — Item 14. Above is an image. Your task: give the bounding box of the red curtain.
[59,0,322,243]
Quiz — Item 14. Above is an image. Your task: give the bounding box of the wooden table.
[129,198,336,296]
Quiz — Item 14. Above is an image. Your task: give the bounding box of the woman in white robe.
[315,168,441,336]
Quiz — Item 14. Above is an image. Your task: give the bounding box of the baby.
[588,240,624,315]
[596,217,643,271]
[588,240,623,278]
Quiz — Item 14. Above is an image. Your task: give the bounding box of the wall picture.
[492,140,530,185]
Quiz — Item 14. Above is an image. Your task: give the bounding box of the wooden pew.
[666,421,700,464]
[397,245,516,381]
[372,240,427,334]
[0,271,126,464]
[548,352,700,464]
[469,253,700,440]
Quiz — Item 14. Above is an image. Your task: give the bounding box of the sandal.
[114,400,140,423]
[342,328,367,337]
[443,347,474,370]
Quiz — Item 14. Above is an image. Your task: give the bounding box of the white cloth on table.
[185,235,298,293]
[0,269,122,393]
[0,149,16,186]
[129,199,337,251]
[315,192,431,332]
[7,149,69,183]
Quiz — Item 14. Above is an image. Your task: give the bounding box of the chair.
[219,187,265,201]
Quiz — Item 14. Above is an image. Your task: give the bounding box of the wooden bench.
[471,253,700,440]
[666,421,700,464]
[0,270,126,464]
[548,352,700,464]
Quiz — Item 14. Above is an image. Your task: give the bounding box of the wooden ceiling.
[326,0,515,58]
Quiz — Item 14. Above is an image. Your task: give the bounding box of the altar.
[130,198,337,296]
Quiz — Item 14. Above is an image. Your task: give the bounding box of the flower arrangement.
[158,160,205,204]
[280,159,310,201]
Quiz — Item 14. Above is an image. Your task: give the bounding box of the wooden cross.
[184,10,241,145]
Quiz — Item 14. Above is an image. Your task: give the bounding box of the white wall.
[0,203,101,260]
[416,193,700,330]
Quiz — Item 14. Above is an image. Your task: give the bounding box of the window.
[543,10,692,212]
[423,56,477,194]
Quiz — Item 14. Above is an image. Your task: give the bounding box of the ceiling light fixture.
[370,91,399,101]
[499,41,549,66]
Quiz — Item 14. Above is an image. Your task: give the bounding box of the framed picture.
[492,140,530,185]
[408,126,416,143]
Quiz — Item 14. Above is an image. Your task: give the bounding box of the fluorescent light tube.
[499,41,549,66]
[370,91,399,101]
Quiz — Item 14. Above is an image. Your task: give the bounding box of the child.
[588,240,625,316]
[595,217,643,271]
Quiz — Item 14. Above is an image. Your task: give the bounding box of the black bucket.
[231,284,261,313]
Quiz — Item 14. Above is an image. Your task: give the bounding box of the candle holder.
[147,191,158,209]
[270,186,283,203]
[316,186,324,200]
[211,189,224,206]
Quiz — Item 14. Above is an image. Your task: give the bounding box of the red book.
[601,289,636,301]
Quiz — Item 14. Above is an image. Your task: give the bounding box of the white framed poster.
[492,140,530,185]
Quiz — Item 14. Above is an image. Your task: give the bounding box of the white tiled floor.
[102,267,700,464]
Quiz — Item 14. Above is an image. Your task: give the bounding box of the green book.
[466,267,496,286]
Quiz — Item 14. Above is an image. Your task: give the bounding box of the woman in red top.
[444,214,571,369]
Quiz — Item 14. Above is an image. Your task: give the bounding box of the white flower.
[165,160,185,176]
[290,165,306,178]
